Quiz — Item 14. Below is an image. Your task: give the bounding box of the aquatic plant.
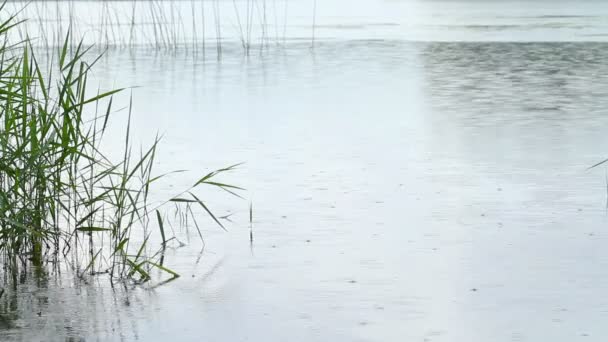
[0,6,242,285]
[2,0,304,54]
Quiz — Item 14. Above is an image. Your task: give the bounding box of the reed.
[4,0,306,55]
[0,7,242,284]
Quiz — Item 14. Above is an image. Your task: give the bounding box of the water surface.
[3,1,608,341]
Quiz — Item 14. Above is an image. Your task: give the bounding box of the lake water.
[4,0,608,341]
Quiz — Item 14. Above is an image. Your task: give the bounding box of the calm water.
[4,1,608,341]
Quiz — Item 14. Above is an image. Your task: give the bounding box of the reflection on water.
[423,42,608,125]
[0,265,145,341]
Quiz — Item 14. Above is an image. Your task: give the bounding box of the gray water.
[4,1,608,341]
